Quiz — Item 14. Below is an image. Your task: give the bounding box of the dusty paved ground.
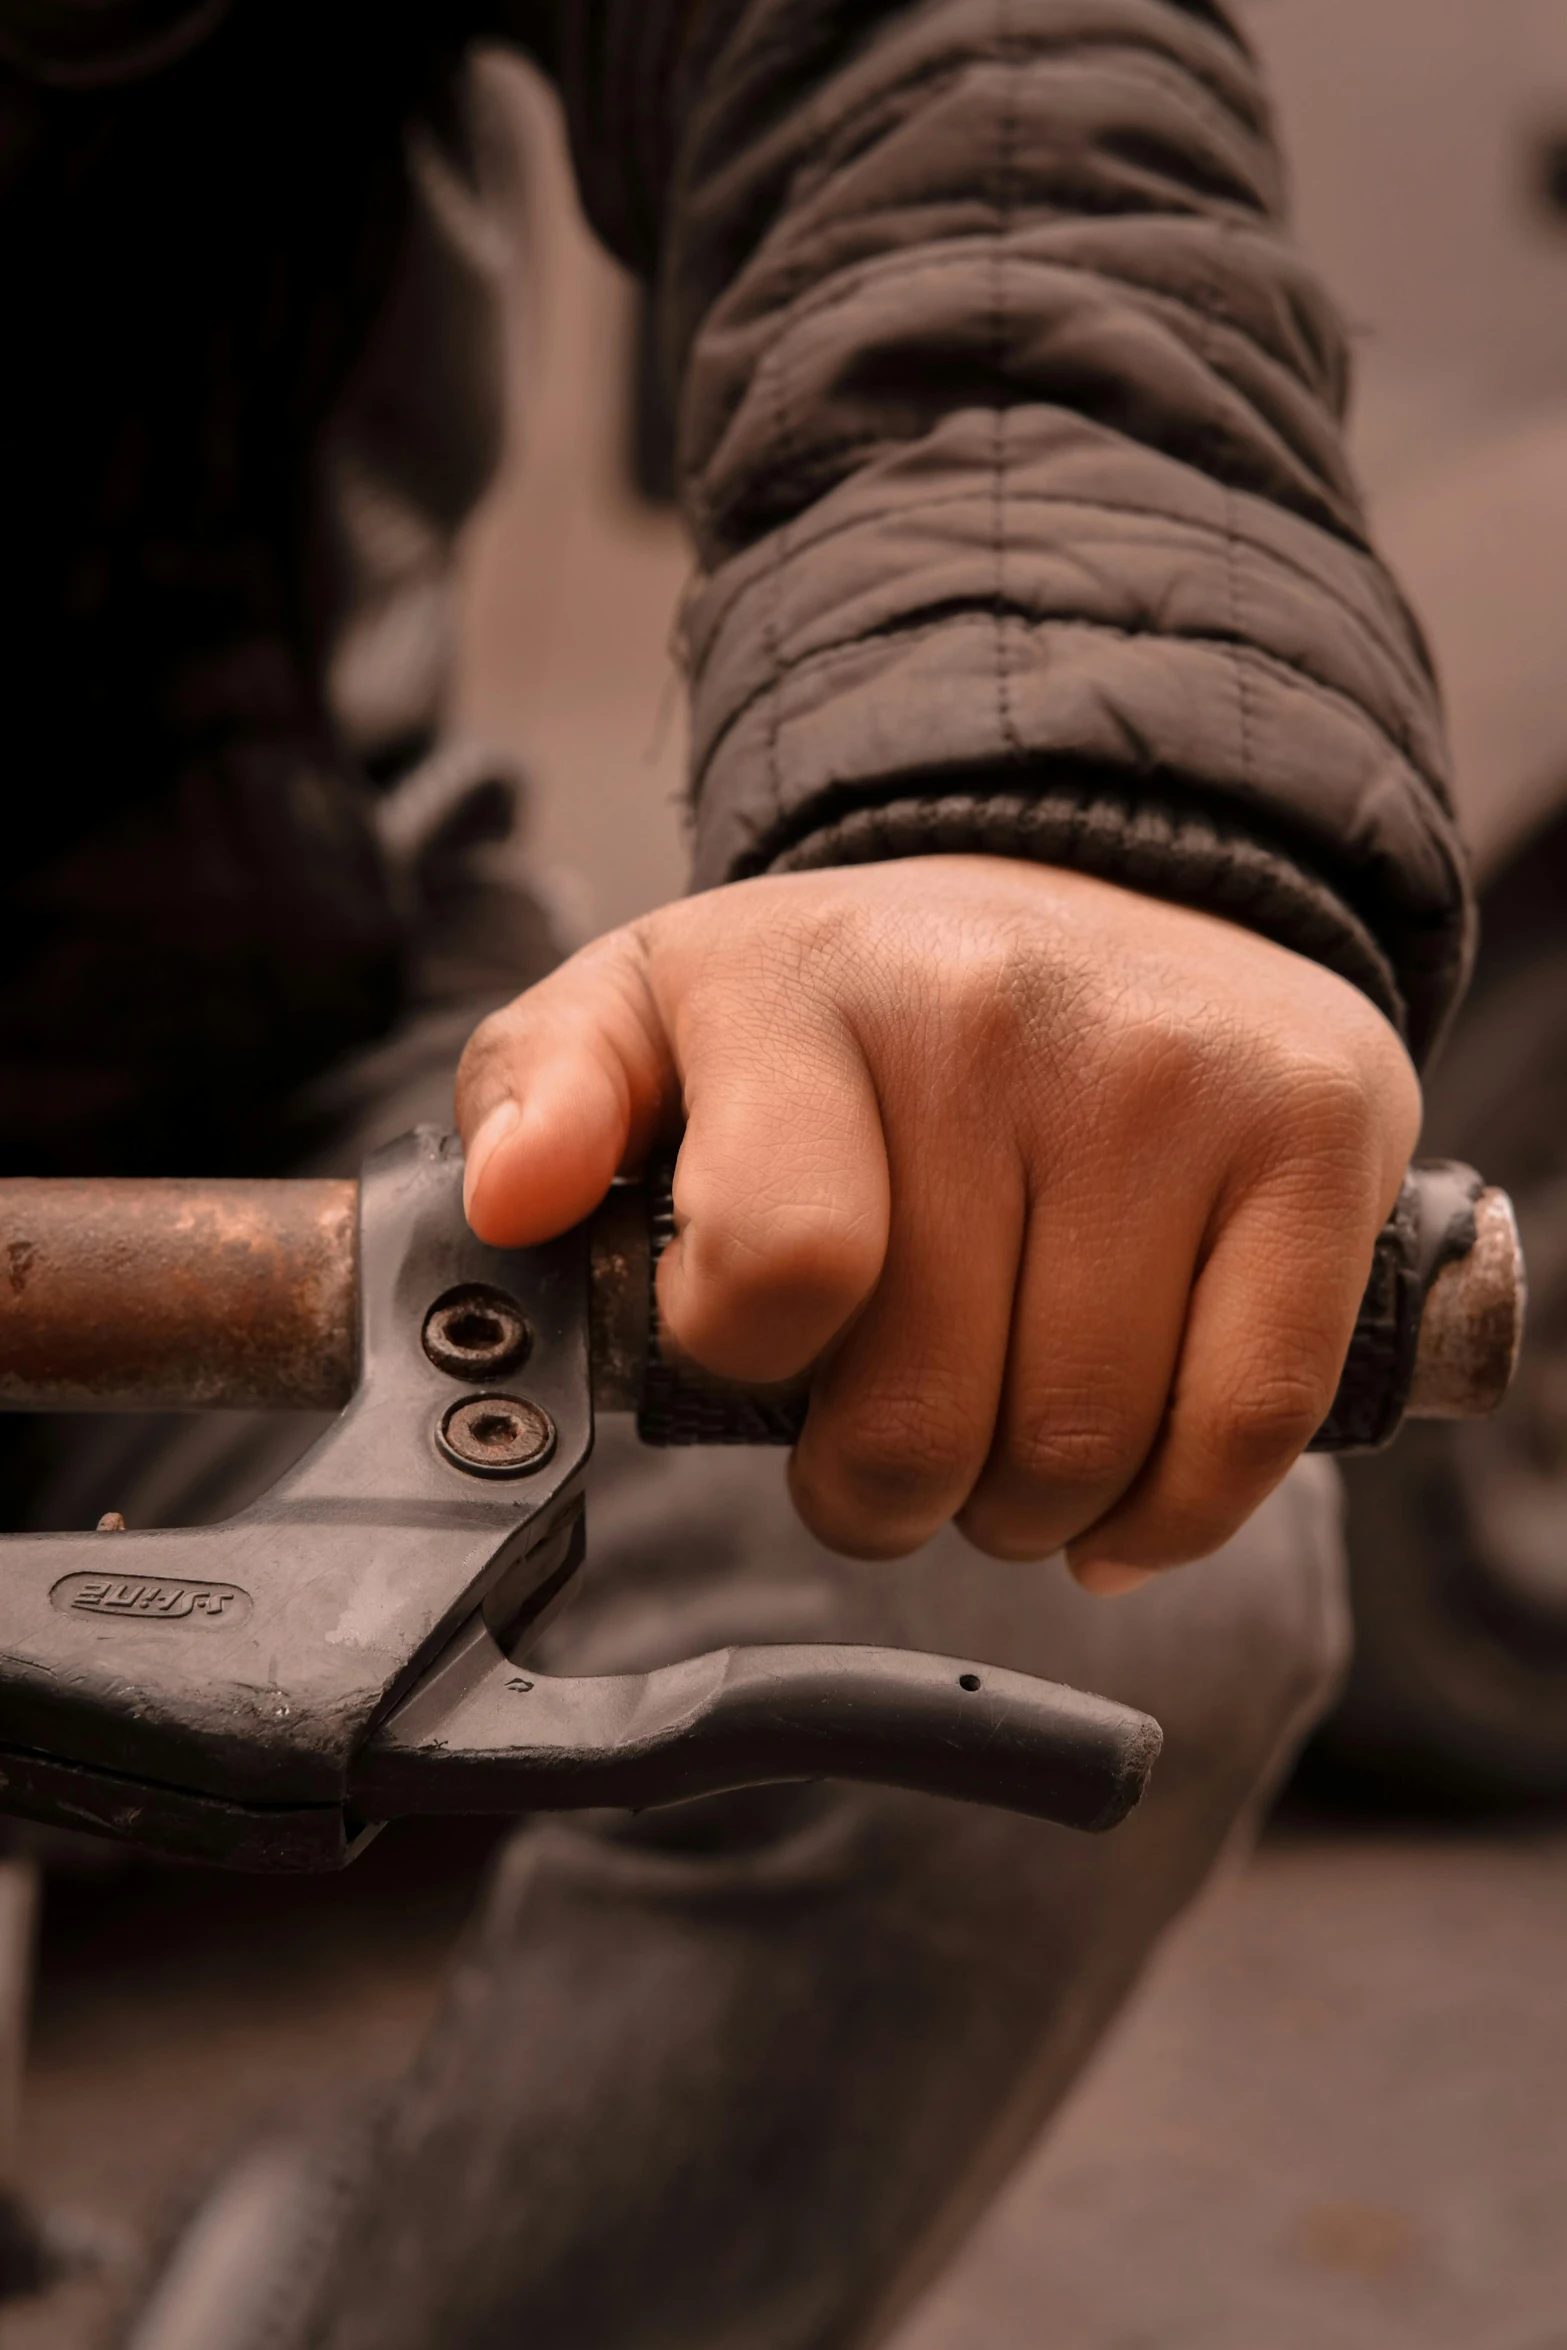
[901,1808,1567,2350]
[7,1802,1564,2350]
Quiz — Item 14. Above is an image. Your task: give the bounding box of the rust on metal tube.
[0,1173,1531,1426]
[587,1183,651,1413]
[0,1179,358,1411]
[1406,1186,1526,1421]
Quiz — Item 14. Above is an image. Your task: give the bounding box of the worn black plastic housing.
[0,1131,1162,1869]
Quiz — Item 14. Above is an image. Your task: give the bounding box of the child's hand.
[456,857,1419,1588]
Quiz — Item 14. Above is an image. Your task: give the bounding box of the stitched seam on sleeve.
[755,49,835,822]
[716,408,1337,538]
[703,246,1361,555]
[803,61,1272,250]
[695,484,1429,690]
[992,0,1023,761]
[739,236,1335,423]
[763,336,790,815]
[784,21,1270,199]
[692,609,1447,805]
[700,477,1437,686]
[1225,484,1253,791]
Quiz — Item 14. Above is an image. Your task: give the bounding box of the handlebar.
[0,1156,1525,1452]
[0,1136,1526,1871]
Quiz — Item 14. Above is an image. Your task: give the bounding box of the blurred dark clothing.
[0,0,1468,1184]
[114,1443,1347,2350]
[0,10,494,1170]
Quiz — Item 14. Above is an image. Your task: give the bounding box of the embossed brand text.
[50,1573,252,1625]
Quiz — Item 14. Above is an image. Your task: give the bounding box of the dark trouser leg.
[297,1439,1345,2350]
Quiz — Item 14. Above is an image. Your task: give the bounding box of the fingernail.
[463,1099,522,1218]
[1071,1559,1157,1598]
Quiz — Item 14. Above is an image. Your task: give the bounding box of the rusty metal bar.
[0,1173,1526,1426]
[0,1179,358,1411]
[1405,1185,1524,1419]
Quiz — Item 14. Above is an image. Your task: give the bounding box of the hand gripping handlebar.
[0,1135,1523,1873]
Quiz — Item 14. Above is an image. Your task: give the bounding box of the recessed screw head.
[437,1393,556,1479]
[422,1285,531,1381]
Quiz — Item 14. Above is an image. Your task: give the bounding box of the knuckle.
[454,1010,515,1105]
[1205,1365,1330,1481]
[828,1388,984,1513]
[455,1005,512,1085]
[787,1469,929,1564]
[1297,1058,1377,1145]
[900,923,1040,1066]
[1268,1056,1381,1179]
[1104,1010,1208,1108]
[686,1198,881,1322]
[950,943,1028,1037]
[1005,1395,1143,1497]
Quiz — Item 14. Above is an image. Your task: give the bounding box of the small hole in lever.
[958,1673,981,1692]
[450,1309,503,1349]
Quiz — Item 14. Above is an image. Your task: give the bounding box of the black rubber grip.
[636,1169,811,1445]
[635,1160,1487,1457]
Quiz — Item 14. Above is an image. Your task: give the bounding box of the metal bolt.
[422,1286,531,1381]
[437,1393,556,1479]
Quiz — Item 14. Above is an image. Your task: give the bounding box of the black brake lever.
[0,1131,1166,1870]
[354,1617,1160,1835]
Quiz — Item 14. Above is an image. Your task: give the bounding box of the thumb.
[454,928,675,1247]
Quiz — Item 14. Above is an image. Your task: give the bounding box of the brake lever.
[0,1132,596,1870]
[0,1132,1165,1869]
[354,1617,1160,1836]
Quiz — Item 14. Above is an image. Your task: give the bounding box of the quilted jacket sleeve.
[553,0,1471,1062]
